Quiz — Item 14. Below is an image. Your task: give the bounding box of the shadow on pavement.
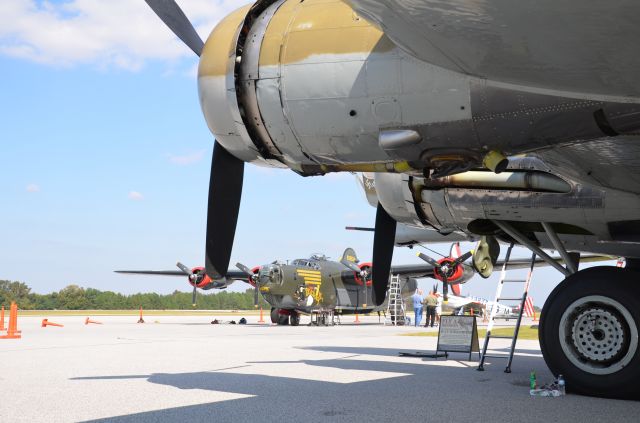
[75,346,639,423]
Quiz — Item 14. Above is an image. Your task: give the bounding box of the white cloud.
[0,1,243,70]
[128,191,143,201]
[168,149,206,165]
[26,183,40,192]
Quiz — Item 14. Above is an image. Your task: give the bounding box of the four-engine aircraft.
[116,244,572,325]
[143,0,640,399]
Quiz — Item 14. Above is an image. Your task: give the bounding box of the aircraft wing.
[389,263,435,279]
[345,0,640,98]
[387,254,612,279]
[114,269,249,281]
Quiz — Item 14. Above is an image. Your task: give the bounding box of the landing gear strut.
[540,266,640,399]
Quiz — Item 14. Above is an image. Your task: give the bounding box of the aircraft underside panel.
[372,162,640,257]
[345,0,640,98]
[199,0,640,177]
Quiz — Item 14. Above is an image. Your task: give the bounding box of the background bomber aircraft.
[143,0,640,399]
[117,242,586,325]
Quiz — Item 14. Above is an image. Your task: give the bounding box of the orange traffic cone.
[354,310,360,324]
[257,306,265,324]
[85,317,103,325]
[0,303,21,339]
[137,306,145,324]
[41,318,64,328]
[0,305,5,331]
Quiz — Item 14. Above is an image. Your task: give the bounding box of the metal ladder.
[478,244,536,372]
[384,274,406,326]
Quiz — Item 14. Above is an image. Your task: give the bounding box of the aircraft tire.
[290,312,300,326]
[540,266,640,400]
[270,308,278,324]
[277,313,289,325]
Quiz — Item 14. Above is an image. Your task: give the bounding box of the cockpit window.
[291,259,320,269]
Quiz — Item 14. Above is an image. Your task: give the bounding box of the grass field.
[17,309,263,317]
[402,325,540,340]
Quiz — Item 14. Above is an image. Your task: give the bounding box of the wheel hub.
[570,307,625,362]
[559,295,638,375]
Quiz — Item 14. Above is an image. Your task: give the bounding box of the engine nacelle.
[198,0,472,176]
[248,266,261,287]
[432,258,475,286]
[189,267,232,290]
[197,1,640,180]
[353,262,372,286]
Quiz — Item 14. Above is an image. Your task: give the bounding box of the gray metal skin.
[355,173,475,246]
[199,0,640,259]
[345,0,640,99]
[372,157,640,258]
[201,0,640,173]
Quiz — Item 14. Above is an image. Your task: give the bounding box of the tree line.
[0,280,267,310]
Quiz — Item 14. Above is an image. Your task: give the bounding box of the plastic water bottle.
[557,374,566,396]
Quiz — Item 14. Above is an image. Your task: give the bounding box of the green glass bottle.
[529,371,537,390]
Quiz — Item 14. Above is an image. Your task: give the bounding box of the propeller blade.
[144,0,204,56]
[452,251,473,266]
[450,242,462,259]
[236,262,253,276]
[254,286,259,307]
[176,262,193,276]
[192,285,197,307]
[442,277,449,302]
[416,252,441,268]
[205,142,244,280]
[371,204,397,306]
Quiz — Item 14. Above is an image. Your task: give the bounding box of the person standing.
[411,289,423,327]
[435,293,443,326]
[424,291,438,328]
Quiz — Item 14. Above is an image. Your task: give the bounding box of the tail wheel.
[290,312,300,326]
[540,266,640,399]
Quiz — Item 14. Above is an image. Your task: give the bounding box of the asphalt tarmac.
[1,314,639,422]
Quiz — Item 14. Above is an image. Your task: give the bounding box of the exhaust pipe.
[424,170,571,193]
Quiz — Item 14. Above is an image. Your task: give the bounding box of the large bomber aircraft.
[117,244,545,325]
[143,0,640,399]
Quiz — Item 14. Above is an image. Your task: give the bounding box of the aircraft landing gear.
[540,266,640,399]
[271,308,296,325]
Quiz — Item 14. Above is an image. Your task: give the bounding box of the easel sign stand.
[399,315,480,360]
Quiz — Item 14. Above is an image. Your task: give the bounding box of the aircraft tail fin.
[341,248,359,265]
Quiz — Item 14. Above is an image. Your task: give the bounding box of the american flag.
[524,296,536,318]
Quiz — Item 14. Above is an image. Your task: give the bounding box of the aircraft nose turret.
[258,264,283,288]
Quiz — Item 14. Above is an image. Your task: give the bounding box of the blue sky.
[0,0,602,306]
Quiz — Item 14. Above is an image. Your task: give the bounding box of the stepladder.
[385,274,406,326]
[478,244,536,373]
